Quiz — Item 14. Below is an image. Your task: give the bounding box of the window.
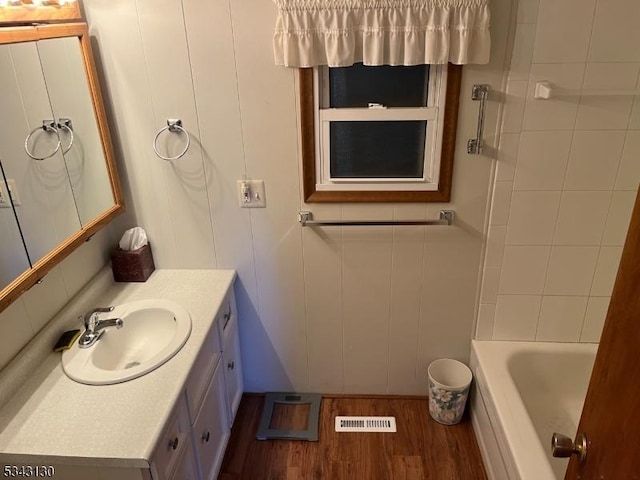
[299,63,462,202]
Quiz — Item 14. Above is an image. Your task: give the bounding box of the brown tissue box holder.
[111,244,155,282]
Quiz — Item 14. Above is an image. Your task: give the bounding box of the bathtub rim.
[470,340,598,480]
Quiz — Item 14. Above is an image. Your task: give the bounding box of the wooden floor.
[218,394,487,480]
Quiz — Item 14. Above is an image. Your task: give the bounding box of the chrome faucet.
[78,306,124,348]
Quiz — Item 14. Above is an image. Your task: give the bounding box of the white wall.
[477,0,640,343]
[0,227,115,370]
[81,0,511,394]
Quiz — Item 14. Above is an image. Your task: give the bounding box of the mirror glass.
[37,36,115,224]
[0,23,123,310]
[0,173,30,290]
[0,40,81,269]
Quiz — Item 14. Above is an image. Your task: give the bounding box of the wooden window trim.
[299,64,462,203]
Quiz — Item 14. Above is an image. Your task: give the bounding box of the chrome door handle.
[552,432,587,463]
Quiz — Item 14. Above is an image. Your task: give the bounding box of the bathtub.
[469,340,597,480]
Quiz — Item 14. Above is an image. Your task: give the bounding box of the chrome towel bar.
[298,210,455,227]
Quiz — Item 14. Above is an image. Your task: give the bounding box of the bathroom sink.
[62,299,192,385]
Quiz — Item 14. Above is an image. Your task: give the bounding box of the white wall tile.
[476,303,496,341]
[629,97,640,130]
[544,246,600,295]
[576,62,638,131]
[582,63,640,90]
[536,296,587,341]
[591,246,623,296]
[499,246,551,294]
[517,0,540,24]
[575,97,635,131]
[523,64,585,131]
[481,266,501,304]
[602,191,637,245]
[615,131,640,191]
[508,23,536,81]
[532,0,596,63]
[485,225,507,266]
[588,0,640,63]
[580,296,610,342]
[553,191,611,245]
[506,191,561,245]
[564,131,626,190]
[493,295,541,340]
[502,81,528,133]
[513,131,572,190]
[489,181,514,226]
[496,133,520,182]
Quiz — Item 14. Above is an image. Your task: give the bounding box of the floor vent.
[335,416,397,432]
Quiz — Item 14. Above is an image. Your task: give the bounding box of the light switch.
[237,180,266,208]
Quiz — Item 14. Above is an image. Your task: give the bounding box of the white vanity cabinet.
[219,290,244,425]
[190,361,229,480]
[150,288,242,480]
[0,270,241,480]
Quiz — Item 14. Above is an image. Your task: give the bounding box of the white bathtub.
[469,340,597,480]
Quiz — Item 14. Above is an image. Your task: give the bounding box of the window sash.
[314,65,448,192]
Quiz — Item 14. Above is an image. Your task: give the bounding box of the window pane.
[329,63,429,108]
[329,121,427,178]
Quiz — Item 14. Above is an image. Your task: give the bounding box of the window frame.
[299,64,462,203]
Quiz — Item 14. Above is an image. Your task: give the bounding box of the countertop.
[0,269,236,468]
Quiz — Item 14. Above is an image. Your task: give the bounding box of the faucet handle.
[83,306,114,328]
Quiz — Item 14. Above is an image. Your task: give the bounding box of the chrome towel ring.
[153,119,190,161]
[57,118,74,155]
[24,120,61,161]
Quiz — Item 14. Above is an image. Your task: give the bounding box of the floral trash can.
[427,358,473,425]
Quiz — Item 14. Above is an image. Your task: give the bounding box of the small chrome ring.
[24,124,61,161]
[58,123,75,155]
[153,120,190,161]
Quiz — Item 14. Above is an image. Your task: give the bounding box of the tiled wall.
[477,0,640,342]
[74,0,511,394]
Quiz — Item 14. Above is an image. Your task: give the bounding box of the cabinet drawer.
[184,323,221,421]
[192,361,229,480]
[151,395,191,480]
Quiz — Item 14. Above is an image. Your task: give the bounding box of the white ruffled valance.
[273,0,490,67]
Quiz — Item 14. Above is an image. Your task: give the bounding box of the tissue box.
[111,244,155,282]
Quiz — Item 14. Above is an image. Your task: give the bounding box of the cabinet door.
[192,360,229,480]
[151,396,191,480]
[171,441,198,480]
[223,318,243,425]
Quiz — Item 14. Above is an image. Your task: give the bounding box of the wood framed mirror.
[0,22,124,312]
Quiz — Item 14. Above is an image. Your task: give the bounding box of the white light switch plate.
[0,179,20,208]
[237,180,266,208]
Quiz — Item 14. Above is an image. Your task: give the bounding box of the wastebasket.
[427,358,473,425]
